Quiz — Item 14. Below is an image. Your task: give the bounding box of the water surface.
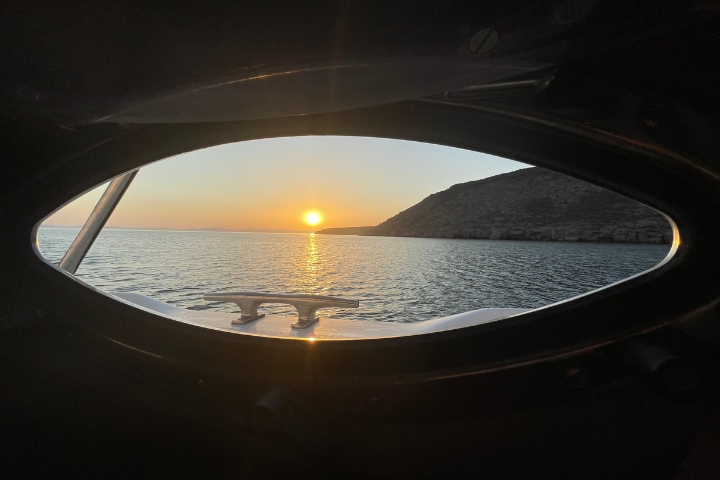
[37,228,670,323]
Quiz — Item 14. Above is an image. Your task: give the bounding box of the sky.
[44,136,526,231]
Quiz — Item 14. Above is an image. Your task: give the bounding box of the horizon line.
[40,225,319,233]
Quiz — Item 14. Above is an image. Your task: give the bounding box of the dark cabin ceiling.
[1,1,719,123]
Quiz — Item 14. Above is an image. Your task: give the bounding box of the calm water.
[37,228,670,323]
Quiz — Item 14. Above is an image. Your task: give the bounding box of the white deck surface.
[111,292,529,340]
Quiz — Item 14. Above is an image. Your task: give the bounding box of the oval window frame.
[35,139,675,340]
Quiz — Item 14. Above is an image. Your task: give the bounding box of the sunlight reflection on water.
[37,228,670,323]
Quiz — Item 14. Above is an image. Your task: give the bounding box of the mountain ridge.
[319,168,672,244]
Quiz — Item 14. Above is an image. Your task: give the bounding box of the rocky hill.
[367,167,672,244]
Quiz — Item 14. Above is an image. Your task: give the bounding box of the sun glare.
[303,211,322,226]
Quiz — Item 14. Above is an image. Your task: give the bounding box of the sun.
[303,211,322,226]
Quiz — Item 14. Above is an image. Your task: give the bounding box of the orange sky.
[44,136,525,231]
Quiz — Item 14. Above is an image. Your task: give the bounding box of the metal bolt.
[469,27,499,55]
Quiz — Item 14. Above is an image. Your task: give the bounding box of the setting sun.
[303,211,322,226]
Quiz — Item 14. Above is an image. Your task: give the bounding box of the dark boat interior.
[2,1,720,478]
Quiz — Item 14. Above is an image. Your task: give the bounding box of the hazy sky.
[44,136,526,230]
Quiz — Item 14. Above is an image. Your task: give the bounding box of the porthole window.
[37,137,674,339]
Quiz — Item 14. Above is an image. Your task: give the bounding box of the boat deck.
[112,292,530,340]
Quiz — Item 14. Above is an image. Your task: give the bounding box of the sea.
[37,228,671,323]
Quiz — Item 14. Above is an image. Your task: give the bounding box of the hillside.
[367,167,672,244]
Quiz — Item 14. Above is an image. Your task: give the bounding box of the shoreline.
[316,231,672,245]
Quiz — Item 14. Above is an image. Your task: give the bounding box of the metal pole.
[59,170,138,275]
